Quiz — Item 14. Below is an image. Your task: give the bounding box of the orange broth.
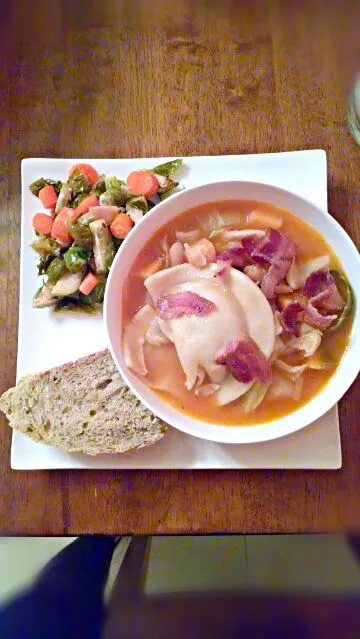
[123,200,354,426]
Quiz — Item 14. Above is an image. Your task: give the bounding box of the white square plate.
[12,150,341,469]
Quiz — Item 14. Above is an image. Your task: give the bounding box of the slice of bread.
[0,350,167,455]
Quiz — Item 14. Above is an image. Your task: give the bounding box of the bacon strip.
[216,247,247,269]
[303,270,345,312]
[156,291,216,319]
[243,230,296,299]
[215,337,271,384]
[280,302,303,336]
[303,303,337,329]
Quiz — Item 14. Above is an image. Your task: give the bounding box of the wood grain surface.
[1,0,360,535]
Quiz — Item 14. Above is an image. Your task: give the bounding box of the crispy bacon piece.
[216,247,248,269]
[303,270,345,312]
[243,230,296,299]
[303,303,337,329]
[156,291,216,319]
[215,337,271,384]
[280,302,303,336]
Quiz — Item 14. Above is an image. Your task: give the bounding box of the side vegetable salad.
[30,159,183,311]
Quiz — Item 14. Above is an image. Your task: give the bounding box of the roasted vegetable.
[159,184,185,201]
[80,276,106,305]
[66,217,93,250]
[154,174,178,194]
[53,294,96,313]
[89,219,115,273]
[78,211,99,226]
[70,192,90,209]
[151,159,183,178]
[29,178,62,197]
[91,176,106,197]
[37,254,54,276]
[30,162,185,312]
[64,246,88,273]
[105,175,125,190]
[99,186,129,207]
[328,269,354,332]
[55,182,72,213]
[52,270,83,296]
[31,235,60,256]
[46,257,68,283]
[32,236,62,275]
[32,284,57,308]
[67,169,92,196]
[126,195,148,223]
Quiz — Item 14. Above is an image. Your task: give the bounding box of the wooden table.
[1,0,360,535]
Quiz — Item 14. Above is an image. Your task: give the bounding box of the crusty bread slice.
[0,350,167,455]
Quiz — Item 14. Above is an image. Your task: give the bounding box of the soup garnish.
[122,201,354,426]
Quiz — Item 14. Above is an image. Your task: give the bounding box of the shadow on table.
[0,535,360,638]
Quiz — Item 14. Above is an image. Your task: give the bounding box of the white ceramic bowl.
[104,182,360,444]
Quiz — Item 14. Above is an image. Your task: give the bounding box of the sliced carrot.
[38,185,58,209]
[71,194,99,222]
[51,207,72,245]
[79,272,99,295]
[69,163,99,185]
[110,213,134,239]
[126,171,159,198]
[32,213,53,236]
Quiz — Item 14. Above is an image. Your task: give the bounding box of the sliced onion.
[286,255,330,290]
[215,228,266,243]
[286,323,322,357]
[302,255,330,280]
[286,258,304,290]
[273,336,287,356]
[175,229,201,243]
[293,374,304,400]
[214,375,253,406]
[243,381,271,412]
[268,374,296,399]
[273,311,283,336]
[195,366,206,388]
[159,235,170,268]
[195,383,220,397]
[274,360,308,378]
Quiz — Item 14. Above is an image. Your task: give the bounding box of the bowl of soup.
[104,182,359,444]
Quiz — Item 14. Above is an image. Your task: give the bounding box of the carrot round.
[32,213,53,236]
[38,185,58,209]
[110,213,134,239]
[79,272,99,295]
[51,208,72,245]
[69,163,99,185]
[126,171,159,198]
[71,194,99,221]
